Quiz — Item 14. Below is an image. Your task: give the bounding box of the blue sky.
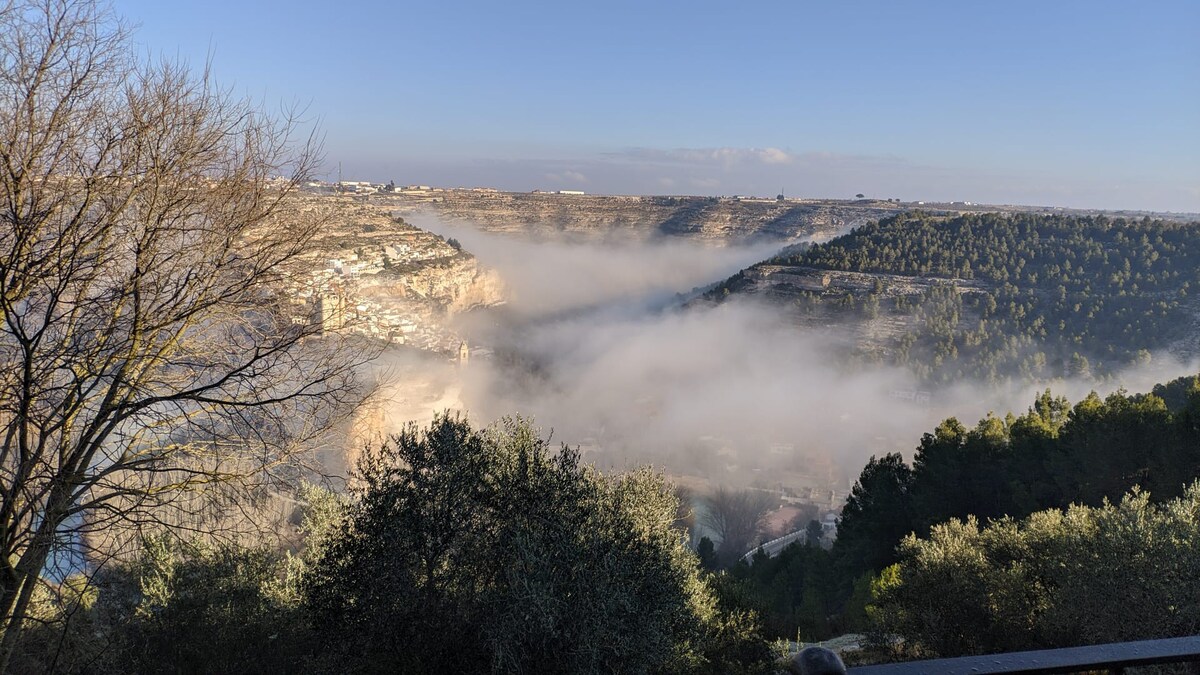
[114,0,1199,211]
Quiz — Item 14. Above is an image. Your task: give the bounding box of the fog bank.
[411,214,781,318]
[372,216,1199,496]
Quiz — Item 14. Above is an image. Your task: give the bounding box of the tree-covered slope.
[716,211,1200,382]
[728,373,1200,646]
[790,212,1200,286]
[835,373,1200,580]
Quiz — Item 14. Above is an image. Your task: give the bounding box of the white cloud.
[545,169,588,184]
[620,147,796,168]
[757,147,793,164]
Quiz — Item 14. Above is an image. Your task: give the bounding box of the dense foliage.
[10,417,776,674]
[717,541,842,642]
[19,380,1197,672]
[742,212,1200,381]
[304,414,772,674]
[18,379,1200,670]
[5,536,312,674]
[727,373,1200,645]
[835,373,1200,578]
[873,483,1200,657]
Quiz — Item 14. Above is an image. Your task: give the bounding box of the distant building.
[313,292,347,333]
[556,190,585,196]
[888,389,932,406]
[457,341,469,366]
[821,512,839,537]
[336,181,377,194]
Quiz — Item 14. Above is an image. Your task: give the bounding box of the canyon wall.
[377,191,905,243]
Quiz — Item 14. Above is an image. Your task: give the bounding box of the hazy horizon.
[353,180,1200,216]
[111,0,1200,213]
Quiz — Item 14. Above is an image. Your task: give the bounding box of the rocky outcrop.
[706,263,991,360]
[370,253,506,315]
[746,265,990,296]
[448,266,506,314]
[282,194,507,352]
[295,196,506,308]
[378,191,905,244]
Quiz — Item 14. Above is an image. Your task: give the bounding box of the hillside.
[288,195,506,350]
[726,372,1200,647]
[377,190,907,243]
[355,187,1196,245]
[708,211,1200,382]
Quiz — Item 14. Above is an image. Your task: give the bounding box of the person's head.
[789,646,847,675]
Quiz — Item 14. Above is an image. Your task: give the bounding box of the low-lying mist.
[413,214,781,318]
[370,215,1199,496]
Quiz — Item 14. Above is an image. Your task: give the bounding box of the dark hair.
[789,646,847,675]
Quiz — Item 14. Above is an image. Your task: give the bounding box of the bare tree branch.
[0,1,376,664]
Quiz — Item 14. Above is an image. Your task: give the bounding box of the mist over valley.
[349,201,1200,514]
[7,2,1199,669]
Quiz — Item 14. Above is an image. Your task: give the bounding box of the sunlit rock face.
[379,190,903,244]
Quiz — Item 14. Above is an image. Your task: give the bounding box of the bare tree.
[0,0,370,664]
[701,486,777,565]
[672,484,696,541]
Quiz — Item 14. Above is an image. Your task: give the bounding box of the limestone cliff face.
[709,263,989,360]
[388,253,506,314]
[379,191,905,244]
[296,195,508,316]
[447,266,506,314]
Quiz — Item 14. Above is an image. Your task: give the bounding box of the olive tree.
[0,0,367,663]
[871,482,1200,658]
[305,414,772,674]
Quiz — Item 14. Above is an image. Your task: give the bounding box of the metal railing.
[847,635,1200,674]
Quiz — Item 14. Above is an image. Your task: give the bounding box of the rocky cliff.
[378,191,905,243]
[369,252,507,315]
[299,196,507,313]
